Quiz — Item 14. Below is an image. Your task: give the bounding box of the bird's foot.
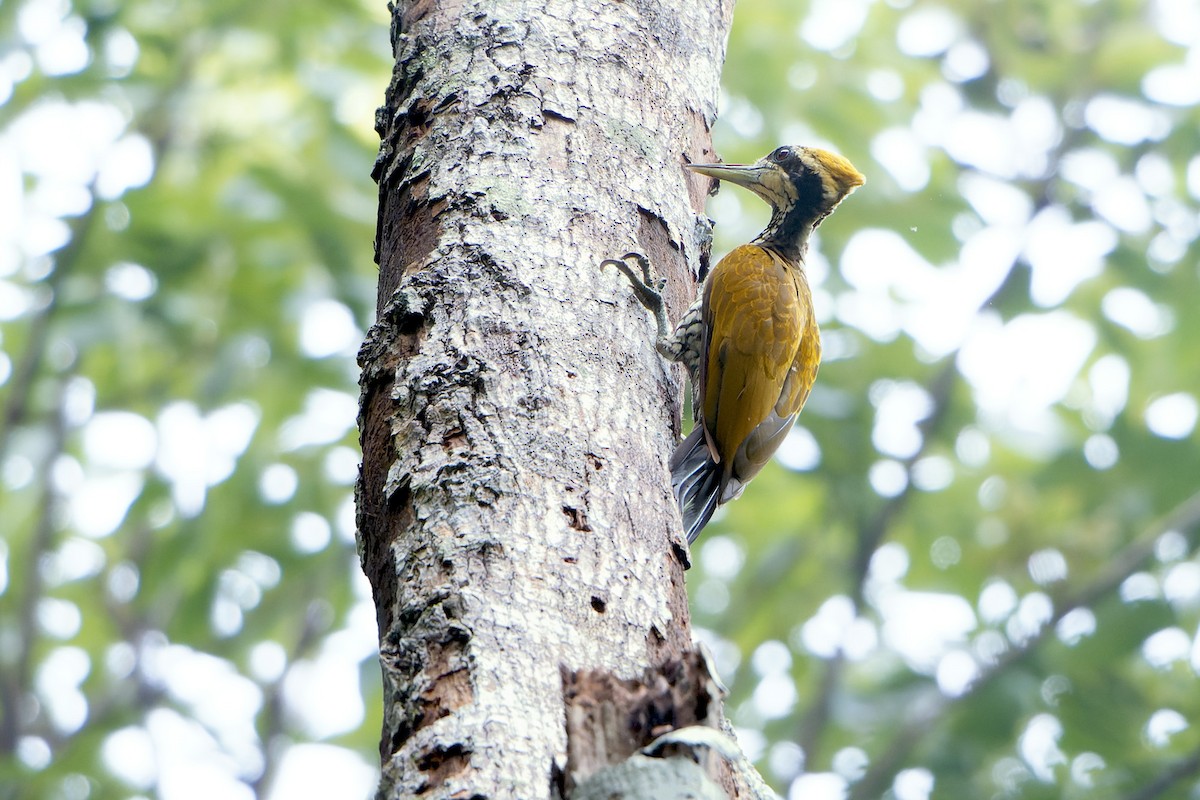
[601,252,666,315]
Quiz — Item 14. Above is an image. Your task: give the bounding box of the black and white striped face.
[687,145,864,219]
[767,145,865,214]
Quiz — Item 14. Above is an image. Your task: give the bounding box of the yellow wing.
[701,244,817,476]
[779,275,820,418]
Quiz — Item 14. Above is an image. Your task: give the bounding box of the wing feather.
[701,245,812,485]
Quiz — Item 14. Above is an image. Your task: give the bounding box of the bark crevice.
[360,0,738,795]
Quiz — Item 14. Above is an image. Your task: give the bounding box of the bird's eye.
[771,147,790,163]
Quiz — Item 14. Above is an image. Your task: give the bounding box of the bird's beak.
[685,161,773,190]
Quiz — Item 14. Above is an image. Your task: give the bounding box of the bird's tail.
[668,426,721,544]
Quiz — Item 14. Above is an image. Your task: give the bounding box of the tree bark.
[358,0,737,796]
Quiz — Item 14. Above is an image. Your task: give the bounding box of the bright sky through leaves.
[4,0,1200,797]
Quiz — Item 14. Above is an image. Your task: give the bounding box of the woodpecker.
[605,146,864,542]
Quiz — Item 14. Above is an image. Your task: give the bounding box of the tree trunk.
[357,0,742,796]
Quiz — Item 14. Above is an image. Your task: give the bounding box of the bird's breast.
[701,245,816,465]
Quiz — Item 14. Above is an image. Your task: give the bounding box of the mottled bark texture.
[358,0,737,797]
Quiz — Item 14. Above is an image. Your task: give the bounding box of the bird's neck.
[754,204,821,264]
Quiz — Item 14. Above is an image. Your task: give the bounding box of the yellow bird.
[606,146,864,542]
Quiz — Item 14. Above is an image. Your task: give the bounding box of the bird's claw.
[601,252,665,312]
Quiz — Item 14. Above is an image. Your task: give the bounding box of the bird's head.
[687,145,864,231]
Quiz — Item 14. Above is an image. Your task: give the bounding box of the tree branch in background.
[1121,745,1200,800]
[849,487,1200,799]
[250,601,328,799]
[796,359,957,764]
[0,207,95,466]
[0,384,68,760]
[793,116,1091,774]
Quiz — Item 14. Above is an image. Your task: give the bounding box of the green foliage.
[4,0,1200,798]
[691,0,1200,797]
[0,0,387,797]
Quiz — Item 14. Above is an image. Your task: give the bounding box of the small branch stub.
[560,649,773,799]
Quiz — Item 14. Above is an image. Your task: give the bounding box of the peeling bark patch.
[357,292,430,636]
[417,666,471,732]
[542,107,575,124]
[653,544,692,664]
[396,0,437,33]
[376,175,441,305]
[381,599,475,760]
[415,743,473,792]
[358,385,407,635]
[635,205,678,259]
[560,651,724,791]
[635,205,692,324]
[442,426,468,451]
[535,113,573,171]
[562,504,592,532]
[682,118,718,281]
[373,39,453,299]
[413,624,473,736]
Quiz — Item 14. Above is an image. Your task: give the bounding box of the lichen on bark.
[358,0,740,796]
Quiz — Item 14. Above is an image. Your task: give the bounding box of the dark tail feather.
[668,427,721,543]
